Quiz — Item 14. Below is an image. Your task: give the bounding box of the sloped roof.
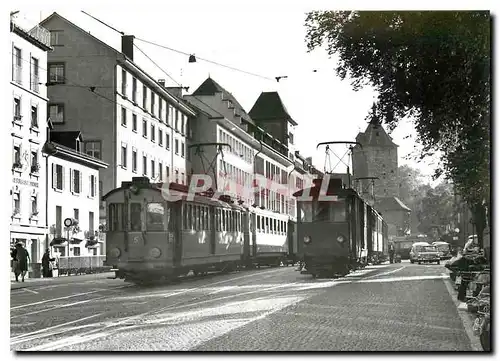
[375,196,411,212]
[50,131,82,150]
[248,92,297,126]
[355,122,397,147]
[192,77,255,126]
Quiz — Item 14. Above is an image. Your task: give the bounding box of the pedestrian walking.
[14,242,30,282]
[388,242,395,264]
[41,248,55,278]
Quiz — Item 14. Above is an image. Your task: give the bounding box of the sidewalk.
[10,271,117,290]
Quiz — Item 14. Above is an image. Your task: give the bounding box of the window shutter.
[69,168,73,192]
[52,163,56,188]
[62,166,65,190]
[93,175,97,197]
[79,171,82,194]
[11,42,14,81]
[88,175,91,197]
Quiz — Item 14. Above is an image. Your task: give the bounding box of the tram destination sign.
[13,177,39,188]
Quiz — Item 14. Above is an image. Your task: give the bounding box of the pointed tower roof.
[248,91,298,125]
[355,103,397,147]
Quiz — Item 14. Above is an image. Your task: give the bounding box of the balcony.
[27,25,51,48]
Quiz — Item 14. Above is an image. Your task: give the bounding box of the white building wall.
[47,156,102,257]
[9,25,50,265]
[115,65,189,186]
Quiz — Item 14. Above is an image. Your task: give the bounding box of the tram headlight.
[149,247,161,258]
[304,236,312,244]
[109,248,121,258]
[336,235,346,244]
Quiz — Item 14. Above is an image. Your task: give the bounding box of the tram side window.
[257,216,261,231]
[130,203,142,231]
[298,202,313,223]
[265,217,269,233]
[109,203,124,231]
[146,202,165,231]
[206,207,210,230]
[222,210,226,232]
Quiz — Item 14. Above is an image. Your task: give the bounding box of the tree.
[305,11,491,245]
[416,181,455,237]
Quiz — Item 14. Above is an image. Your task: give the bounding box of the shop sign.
[13,177,39,187]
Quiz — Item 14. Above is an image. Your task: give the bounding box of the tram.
[103,177,292,283]
[294,177,388,278]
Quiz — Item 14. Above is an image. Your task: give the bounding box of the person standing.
[388,242,395,264]
[14,243,30,282]
[41,248,55,278]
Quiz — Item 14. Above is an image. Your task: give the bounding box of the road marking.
[22,288,39,295]
[364,266,405,279]
[11,313,103,344]
[10,285,130,310]
[356,274,448,283]
[11,299,99,319]
[442,277,483,351]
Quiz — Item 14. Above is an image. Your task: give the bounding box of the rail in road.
[10,262,477,351]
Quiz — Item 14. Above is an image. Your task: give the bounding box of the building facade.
[9,20,52,263]
[40,13,196,252]
[45,131,108,257]
[352,110,411,237]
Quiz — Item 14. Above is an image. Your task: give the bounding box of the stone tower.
[352,104,399,202]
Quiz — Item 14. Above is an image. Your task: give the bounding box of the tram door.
[209,206,216,255]
[172,202,183,267]
[242,211,251,263]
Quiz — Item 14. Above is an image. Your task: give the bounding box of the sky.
[9,0,495,186]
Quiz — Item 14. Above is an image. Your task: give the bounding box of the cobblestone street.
[10,262,479,351]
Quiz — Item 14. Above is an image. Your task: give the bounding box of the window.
[13,145,21,168]
[130,203,141,231]
[166,166,170,179]
[132,149,137,173]
[146,203,166,231]
[55,205,62,236]
[142,119,147,137]
[73,247,80,256]
[13,47,22,84]
[288,132,294,145]
[89,174,97,197]
[14,97,21,121]
[167,105,172,125]
[84,141,101,159]
[175,110,179,131]
[181,115,185,134]
[151,124,155,142]
[132,114,137,132]
[151,92,155,116]
[132,78,137,102]
[175,169,179,183]
[151,160,155,179]
[159,99,163,120]
[181,142,185,158]
[181,173,185,185]
[159,129,163,146]
[121,69,127,95]
[74,208,79,221]
[99,181,103,203]
[121,107,127,126]
[166,133,170,149]
[48,63,65,84]
[71,169,82,194]
[89,212,95,233]
[13,192,20,215]
[30,105,38,128]
[31,151,39,173]
[50,30,63,46]
[49,104,64,124]
[143,155,147,175]
[142,85,147,109]
[31,57,39,92]
[31,195,37,215]
[121,144,127,168]
[159,162,163,181]
[53,164,64,190]
[175,139,179,154]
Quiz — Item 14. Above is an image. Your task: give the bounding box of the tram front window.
[146,203,166,231]
[130,203,141,231]
[298,199,347,223]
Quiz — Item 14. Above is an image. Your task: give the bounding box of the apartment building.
[45,130,108,257]
[39,13,196,246]
[9,19,52,262]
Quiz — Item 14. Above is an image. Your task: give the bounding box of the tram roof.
[292,178,358,199]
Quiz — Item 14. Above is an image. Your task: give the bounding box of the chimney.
[122,35,135,60]
[166,87,183,98]
[158,79,166,87]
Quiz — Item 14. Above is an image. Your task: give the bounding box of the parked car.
[432,241,452,260]
[409,242,441,265]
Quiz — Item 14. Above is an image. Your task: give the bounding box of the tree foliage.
[415,181,455,237]
[305,11,491,244]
